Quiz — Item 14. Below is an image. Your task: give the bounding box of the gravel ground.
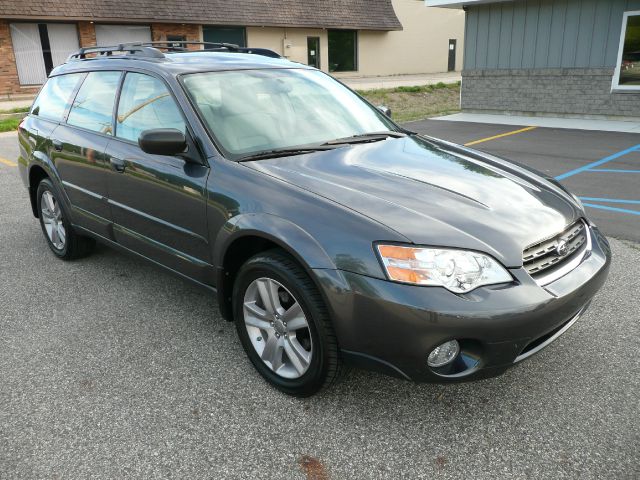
[0,133,638,479]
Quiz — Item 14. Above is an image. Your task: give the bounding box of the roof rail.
[135,41,282,58]
[67,44,165,61]
[66,41,282,63]
[135,41,240,52]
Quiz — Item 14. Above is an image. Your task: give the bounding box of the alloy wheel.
[243,277,313,379]
[40,191,66,250]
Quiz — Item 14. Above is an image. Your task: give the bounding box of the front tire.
[232,250,342,396]
[36,178,94,260]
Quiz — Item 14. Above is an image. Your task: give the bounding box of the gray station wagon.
[17,42,611,396]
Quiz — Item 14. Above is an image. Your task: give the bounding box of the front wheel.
[232,250,342,396]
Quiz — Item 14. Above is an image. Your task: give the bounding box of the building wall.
[151,23,202,50]
[246,27,329,69]
[248,0,465,77]
[464,0,640,70]
[349,0,465,77]
[461,0,640,118]
[462,68,640,119]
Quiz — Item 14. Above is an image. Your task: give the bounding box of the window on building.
[167,35,186,49]
[116,73,186,143]
[203,26,246,47]
[31,73,84,121]
[328,30,358,72]
[9,23,79,85]
[613,12,640,90]
[67,71,121,135]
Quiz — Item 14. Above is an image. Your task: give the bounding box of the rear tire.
[232,249,342,396]
[36,178,95,260]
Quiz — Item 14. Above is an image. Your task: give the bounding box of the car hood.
[244,135,582,267]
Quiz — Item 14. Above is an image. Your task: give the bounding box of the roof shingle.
[0,0,403,31]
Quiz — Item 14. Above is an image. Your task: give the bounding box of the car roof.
[51,51,313,78]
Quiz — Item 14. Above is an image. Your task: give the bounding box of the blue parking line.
[579,197,640,205]
[555,143,640,181]
[582,203,640,216]
[586,169,640,173]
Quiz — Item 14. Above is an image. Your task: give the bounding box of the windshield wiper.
[237,146,337,162]
[322,130,407,146]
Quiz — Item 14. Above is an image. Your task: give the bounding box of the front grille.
[523,220,588,278]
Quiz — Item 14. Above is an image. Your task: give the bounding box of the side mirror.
[377,105,392,118]
[138,129,187,156]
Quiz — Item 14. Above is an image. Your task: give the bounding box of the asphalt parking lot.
[1,127,639,479]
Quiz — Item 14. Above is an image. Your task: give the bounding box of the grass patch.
[0,106,29,114]
[0,118,21,133]
[358,81,460,123]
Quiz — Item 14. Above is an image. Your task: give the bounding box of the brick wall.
[151,23,201,50]
[78,21,96,47]
[461,68,640,120]
[0,20,40,98]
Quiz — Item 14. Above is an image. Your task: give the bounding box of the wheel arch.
[28,164,50,218]
[213,213,336,321]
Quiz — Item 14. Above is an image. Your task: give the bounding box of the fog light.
[428,340,460,368]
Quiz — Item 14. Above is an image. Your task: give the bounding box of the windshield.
[181,68,399,159]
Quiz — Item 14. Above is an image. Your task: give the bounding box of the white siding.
[47,23,80,67]
[95,25,152,46]
[10,23,47,85]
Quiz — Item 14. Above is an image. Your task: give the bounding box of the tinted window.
[116,73,185,143]
[67,71,121,135]
[31,73,83,121]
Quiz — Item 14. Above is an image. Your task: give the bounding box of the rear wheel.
[36,178,94,260]
[233,250,342,396]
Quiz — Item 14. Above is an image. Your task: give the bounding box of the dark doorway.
[448,39,457,72]
[203,26,246,47]
[328,30,357,72]
[307,37,320,69]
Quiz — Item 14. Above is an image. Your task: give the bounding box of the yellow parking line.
[0,157,17,167]
[464,126,537,147]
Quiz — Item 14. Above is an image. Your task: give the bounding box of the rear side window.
[116,72,185,143]
[31,74,84,122]
[67,71,121,135]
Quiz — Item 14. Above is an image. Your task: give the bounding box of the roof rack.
[66,41,281,62]
[67,44,165,61]
[137,41,282,58]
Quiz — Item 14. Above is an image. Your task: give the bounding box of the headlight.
[376,244,512,293]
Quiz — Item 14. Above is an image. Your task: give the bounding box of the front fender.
[213,212,336,270]
[212,212,337,320]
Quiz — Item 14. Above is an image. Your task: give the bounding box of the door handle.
[52,139,63,152]
[110,157,126,173]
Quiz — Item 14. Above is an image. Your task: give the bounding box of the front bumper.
[315,224,611,382]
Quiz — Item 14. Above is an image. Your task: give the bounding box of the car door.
[50,70,122,238]
[105,71,211,283]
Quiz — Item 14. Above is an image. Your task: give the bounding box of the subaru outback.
[17,42,611,396]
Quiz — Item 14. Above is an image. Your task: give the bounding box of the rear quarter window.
[30,73,84,122]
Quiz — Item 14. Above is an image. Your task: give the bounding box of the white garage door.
[95,25,152,46]
[10,23,79,85]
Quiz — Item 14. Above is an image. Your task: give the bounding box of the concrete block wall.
[461,68,640,120]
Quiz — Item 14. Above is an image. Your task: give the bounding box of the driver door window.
[116,72,186,142]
